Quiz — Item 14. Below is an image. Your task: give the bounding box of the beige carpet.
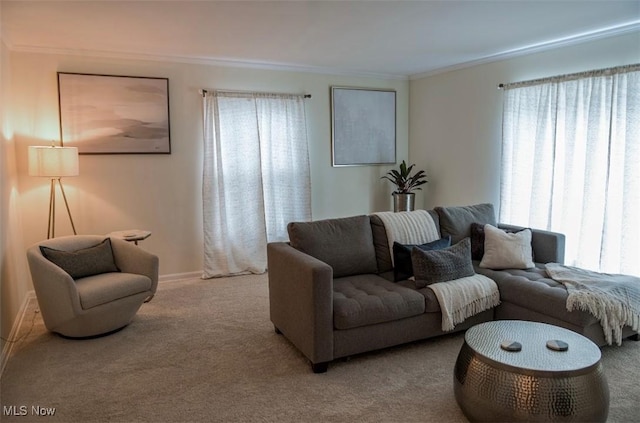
[1,274,639,423]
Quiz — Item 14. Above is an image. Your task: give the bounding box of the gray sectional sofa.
[267,203,638,373]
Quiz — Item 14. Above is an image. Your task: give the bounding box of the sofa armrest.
[498,224,566,264]
[267,242,334,364]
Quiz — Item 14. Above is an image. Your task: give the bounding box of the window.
[500,65,639,276]
[202,91,311,278]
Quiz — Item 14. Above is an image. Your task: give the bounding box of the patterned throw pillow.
[411,238,475,288]
[393,236,452,281]
[40,238,120,279]
[470,222,535,262]
[479,224,535,270]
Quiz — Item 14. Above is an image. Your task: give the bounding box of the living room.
[1,1,639,421]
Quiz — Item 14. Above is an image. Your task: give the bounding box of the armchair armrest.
[26,246,83,327]
[110,238,159,294]
[498,224,566,264]
[267,242,334,364]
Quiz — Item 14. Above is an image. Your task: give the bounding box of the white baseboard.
[1,290,36,378]
[159,271,202,283]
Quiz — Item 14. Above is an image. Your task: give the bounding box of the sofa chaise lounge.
[267,203,638,373]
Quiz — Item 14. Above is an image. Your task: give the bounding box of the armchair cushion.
[75,272,152,309]
[40,238,119,279]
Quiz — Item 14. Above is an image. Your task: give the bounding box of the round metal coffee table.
[454,320,608,422]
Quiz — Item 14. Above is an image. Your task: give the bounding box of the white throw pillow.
[479,224,534,269]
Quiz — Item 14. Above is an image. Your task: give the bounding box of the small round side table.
[454,320,609,422]
[108,229,151,246]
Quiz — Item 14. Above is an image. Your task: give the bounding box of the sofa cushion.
[288,215,378,278]
[393,236,451,281]
[75,272,152,310]
[40,238,120,280]
[435,203,496,244]
[396,279,442,313]
[480,224,535,269]
[333,275,426,330]
[474,265,598,327]
[412,238,475,288]
[370,214,394,273]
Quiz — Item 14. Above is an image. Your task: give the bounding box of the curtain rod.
[498,63,640,90]
[200,88,311,98]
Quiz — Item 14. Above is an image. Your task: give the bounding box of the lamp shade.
[28,146,79,177]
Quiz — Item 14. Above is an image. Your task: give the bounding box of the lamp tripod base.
[47,178,77,239]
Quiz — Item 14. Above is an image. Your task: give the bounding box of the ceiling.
[1,1,639,79]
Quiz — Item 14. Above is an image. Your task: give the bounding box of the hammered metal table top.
[465,320,601,373]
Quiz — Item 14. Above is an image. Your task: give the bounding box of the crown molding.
[8,44,409,81]
[6,19,638,82]
[409,20,640,80]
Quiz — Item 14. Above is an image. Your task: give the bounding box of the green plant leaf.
[399,161,407,176]
[381,160,428,194]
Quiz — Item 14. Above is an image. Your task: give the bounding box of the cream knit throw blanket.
[374,210,439,266]
[545,263,640,346]
[428,274,500,332]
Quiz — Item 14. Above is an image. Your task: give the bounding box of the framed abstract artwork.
[57,72,171,154]
[331,86,396,166]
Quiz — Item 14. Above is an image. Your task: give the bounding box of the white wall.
[1,38,32,358]
[10,51,409,280]
[409,32,640,211]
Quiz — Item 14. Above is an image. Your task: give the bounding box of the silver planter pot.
[393,193,415,212]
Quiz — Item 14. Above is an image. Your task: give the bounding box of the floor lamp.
[28,145,80,239]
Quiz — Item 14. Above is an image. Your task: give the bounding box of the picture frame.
[331,86,396,166]
[58,72,171,154]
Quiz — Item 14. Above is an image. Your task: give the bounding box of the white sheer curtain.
[202,91,311,278]
[500,65,640,276]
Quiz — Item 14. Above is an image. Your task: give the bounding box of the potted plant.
[381,160,428,212]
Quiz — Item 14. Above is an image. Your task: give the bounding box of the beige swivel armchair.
[26,235,159,338]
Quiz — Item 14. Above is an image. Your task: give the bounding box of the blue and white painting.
[58,73,171,154]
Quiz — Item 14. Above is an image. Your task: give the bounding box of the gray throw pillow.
[393,236,451,281]
[288,215,378,278]
[435,203,497,244]
[411,237,475,288]
[40,238,120,280]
